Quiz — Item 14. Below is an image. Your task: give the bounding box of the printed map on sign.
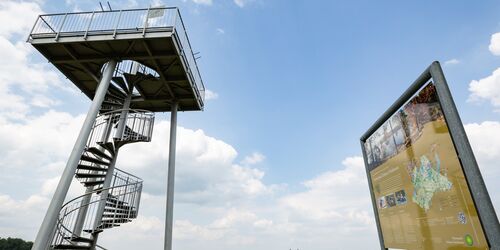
[410,152,452,211]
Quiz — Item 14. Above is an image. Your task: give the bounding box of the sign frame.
[360,61,500,250]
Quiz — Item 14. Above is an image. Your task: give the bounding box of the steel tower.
[27,7,205,250]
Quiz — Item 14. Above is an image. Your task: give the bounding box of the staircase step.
[52,244,90,249]
[83,229,103,234]
[96,223,121,230]
[102,100,123,107]
[106,196,125,205]
[112,76,130,94]
[77,164,107,172]
[63,236,93,243]
[104,208,135,214]
[106,203,130,210]
[75,173,106,179]
[101,218,132,224]
[80,155,110,166]
[83,180,104,187]
[105,92,125,102]
[102,213,135,218]
[107,84,127,99]
[86,147,113,161]
[97,142,115,156]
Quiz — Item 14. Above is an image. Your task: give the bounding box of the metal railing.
[171,8,206,106]
[87,109,155,150]
[51,172,143,248]
[28,7,205,107]
[114,60,160,78]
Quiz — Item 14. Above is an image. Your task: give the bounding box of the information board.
[361,78,491,249]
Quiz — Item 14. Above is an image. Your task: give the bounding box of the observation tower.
[27,7,204,250]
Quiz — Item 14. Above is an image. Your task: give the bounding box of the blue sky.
[31,0,500,183]
[1,0,500,249]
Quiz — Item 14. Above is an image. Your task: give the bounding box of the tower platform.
[27,7,205,111]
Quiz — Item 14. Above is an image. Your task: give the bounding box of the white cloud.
[216,28,225,34]
[116,121,274,204]
[489,32,500,56]
[468,67,500,108]
[0,1,41,38]
[281,156,374,224]
[234,0,247,8]
[465,121,500,215]
[205,89,219,100]
[192,0,213,6]
[0,1,66,120]
[175,219,225,240]
[240,152,265,165]
[444,58,460,65]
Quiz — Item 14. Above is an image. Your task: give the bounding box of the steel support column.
[32,60,117,250]
[164,102,178,250]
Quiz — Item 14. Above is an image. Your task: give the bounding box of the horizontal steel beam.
[52,54,177,64]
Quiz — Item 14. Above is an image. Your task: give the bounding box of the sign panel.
[362,81,489,249]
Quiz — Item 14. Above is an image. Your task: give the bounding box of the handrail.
[52,107,152,248]
[63,179,140,207]
[53,171,143,248]
[115,167,142,182]
[86,108,154,149]
[38,7,178,17]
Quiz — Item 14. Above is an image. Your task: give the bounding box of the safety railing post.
[142,7,151,37]
[84,11,95,40]
[55,13,68,41]
[113,10,122,38]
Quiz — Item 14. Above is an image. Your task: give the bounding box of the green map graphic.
[411,153,452,211]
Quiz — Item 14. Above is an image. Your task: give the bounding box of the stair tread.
[102,100,123,106]
[104,208,136,213]
[83,180,104,187]
[106,197,126,204]
[106,203,130,210]
[77,164,107,172]
[112,76,130,94]
[107,84,127,99]
[97,142,115,156]
[105,92,125,102]
[102,218,132,223]
[52,244,90,249]
[80,154,110,166]
[75,173,106,179]
[63,236,92,243]
[102,213,135,218]
[86,147,113,161]
[83,229,103,234]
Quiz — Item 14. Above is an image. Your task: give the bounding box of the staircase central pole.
[164,101,178,250]
[32,60,118,250]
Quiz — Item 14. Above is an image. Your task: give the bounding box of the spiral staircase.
[50,61,157,250]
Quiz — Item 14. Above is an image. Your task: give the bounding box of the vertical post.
[114,95,132,140]
[54,13,68,41]
[164,102,178,250]
[83,11,95,40]
[430,62,500,248]
[32,60,117,250]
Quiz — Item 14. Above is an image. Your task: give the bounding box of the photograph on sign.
[363,82,489,249]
